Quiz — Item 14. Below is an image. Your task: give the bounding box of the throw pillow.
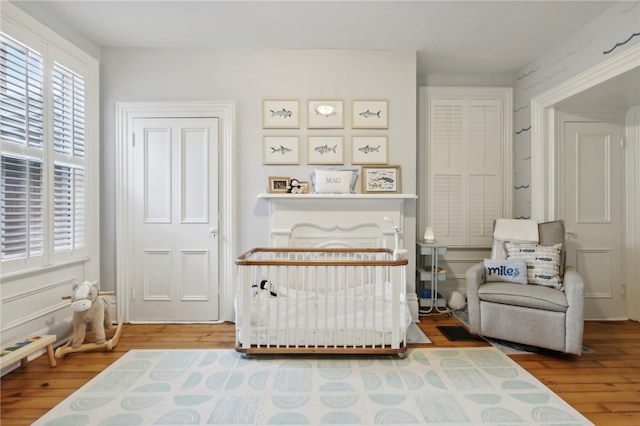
[505,242,563,290]
[311,168,358,193]
[484,259,528,284]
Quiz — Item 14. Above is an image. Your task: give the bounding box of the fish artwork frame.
[263,136,300,164]
[308,135,344,165]
[263,99,300,129]
[307,99,344,129]
[361,165,401,193]
[352,135,388,164]
[352,99,389,129]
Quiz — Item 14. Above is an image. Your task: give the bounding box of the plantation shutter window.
[1,19,94,273]
[425,88,512,247]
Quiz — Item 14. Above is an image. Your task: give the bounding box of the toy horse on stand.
[55,281,123,359]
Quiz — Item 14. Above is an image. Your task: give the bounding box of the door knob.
[566,229,575,240]
[209,227,218,239]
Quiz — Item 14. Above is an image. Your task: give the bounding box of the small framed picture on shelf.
[307,99,344,129]
[308,135,344,164]
[352,99,388,129]
[352,135,388,164]
[361,165,401,193]
[263,136,299,164]
[269,176,290,193]
[262,99,300,129]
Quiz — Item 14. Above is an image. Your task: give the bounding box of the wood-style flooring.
[2,315,639,425]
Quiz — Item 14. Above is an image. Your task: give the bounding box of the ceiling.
[14,0,637,108]
[17,0,617,77]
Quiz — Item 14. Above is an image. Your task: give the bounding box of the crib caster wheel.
[397,352,408,359]
[241,353,250,359]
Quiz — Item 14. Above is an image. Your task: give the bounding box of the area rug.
[406,322,431,344]
[451,309,593,355]
[34,348,593,425]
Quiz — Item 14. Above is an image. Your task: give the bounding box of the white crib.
[234,247,410,356]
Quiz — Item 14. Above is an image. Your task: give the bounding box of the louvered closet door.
[467,100,501,246]
[429,98,502,247]
[430,100,465,246]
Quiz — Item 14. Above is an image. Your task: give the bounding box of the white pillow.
[483,259,528,284]
[505,242,563,290]
[311,168,358,194]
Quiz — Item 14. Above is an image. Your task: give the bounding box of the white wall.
[100,48,418,295]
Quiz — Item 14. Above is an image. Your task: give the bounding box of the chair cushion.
[478,282,568,312]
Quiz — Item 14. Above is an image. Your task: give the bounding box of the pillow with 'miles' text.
[483,259,528,285]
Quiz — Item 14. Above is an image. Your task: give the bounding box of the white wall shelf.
[258,193,417,200]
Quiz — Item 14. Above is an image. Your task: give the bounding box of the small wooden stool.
[0,335,57,369]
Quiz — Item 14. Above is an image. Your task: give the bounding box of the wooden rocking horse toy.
[55,281,123,358]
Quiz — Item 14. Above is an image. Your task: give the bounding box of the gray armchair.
[466,220,585,355]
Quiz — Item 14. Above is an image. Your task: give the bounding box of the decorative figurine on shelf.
[70,281,112,348]
[288,178,303,194]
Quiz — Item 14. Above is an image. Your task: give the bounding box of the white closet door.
[467,100,502,246]
[428,97,503,246]
[430,100,465,245]
[131,117,219,322]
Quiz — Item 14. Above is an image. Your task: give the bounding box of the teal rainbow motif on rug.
[33,348,594,425]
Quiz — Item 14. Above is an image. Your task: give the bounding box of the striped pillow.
[505,242,563,290]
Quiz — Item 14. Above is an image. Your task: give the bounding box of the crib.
[234,247,410,356]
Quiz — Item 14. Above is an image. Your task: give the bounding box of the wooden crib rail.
[235,247,408,267]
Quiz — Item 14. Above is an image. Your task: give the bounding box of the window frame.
[1,4,99,278]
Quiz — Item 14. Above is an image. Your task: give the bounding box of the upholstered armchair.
[466,219,585,355]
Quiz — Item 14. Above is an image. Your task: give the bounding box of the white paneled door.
[563,121,624,319]
[132,117,219,321]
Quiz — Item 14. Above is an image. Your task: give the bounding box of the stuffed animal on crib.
[252,280,278,297]
[70,281,112,348]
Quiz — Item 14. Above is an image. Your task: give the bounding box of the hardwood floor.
[2,315,639,425]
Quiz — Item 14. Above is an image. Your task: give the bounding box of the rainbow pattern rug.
[35,348,593,425]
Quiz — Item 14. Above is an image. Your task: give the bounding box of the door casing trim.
[115,101,235,323]
[531,44,639,320]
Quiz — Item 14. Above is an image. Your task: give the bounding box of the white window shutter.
[426,90,508,247]
[0,155,44,260]
[0,33,44,148]
[52,63,85,158]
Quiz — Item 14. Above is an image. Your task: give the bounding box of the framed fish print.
[352,99,389,129]
[308,135,344,165]
[361,165,401,193]
[263,99,300,129]
[352,135,388,164]
[263,136,299,164]
[307,99,344,129]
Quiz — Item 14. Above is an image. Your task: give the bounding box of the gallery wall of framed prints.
[261,97,399,194]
